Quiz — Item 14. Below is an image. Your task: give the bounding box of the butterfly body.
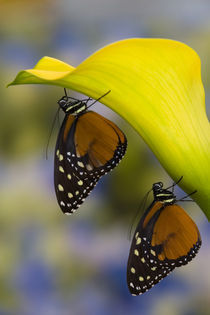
[54,91,127,215]
[127,181,201,295]
[58,97,88,115]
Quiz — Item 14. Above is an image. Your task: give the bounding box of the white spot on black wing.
[127,224,201,295]
[54,147,101,214]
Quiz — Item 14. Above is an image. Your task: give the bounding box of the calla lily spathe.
[8,38,210,219]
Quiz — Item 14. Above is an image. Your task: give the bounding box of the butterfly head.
[152,181,176,205]
[58,96,87,115]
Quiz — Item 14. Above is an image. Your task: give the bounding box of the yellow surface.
[8,38,210,218]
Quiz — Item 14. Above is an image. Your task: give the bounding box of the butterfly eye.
[58,98,67,107]
[152,182,163,192]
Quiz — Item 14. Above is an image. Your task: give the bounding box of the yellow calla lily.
[8,38,210,219]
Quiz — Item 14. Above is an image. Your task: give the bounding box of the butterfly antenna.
[86,90,111,110]
[63,88,92,102]
[178,190,197,202]
[166,176,183,191]
[45,107,60,160]
[127,188,152,241]
[64,88,67,97]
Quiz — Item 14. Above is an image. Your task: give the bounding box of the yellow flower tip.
[7,38,210,218]
[34,56,75,71]
[7,56,75,87]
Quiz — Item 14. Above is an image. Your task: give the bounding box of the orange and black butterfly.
[127,179,201,295]
[54,89,127,215]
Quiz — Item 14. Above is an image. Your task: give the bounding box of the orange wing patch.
[151,204,200,260]
[75,111,125,166]
[143,201,163,229]
[63,115,75,141]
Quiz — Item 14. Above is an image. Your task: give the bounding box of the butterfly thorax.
[152,182,176,205]
[58,97,87,115]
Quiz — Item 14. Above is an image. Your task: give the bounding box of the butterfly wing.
[127,201,201,295]
[127,230,175,295]
[54,114,99,214]
[149,203,201,267]
[54,111,127,215]
[66,111,127,179]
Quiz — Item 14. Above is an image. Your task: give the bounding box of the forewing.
[54,115,99,214]
[127,229,175,295]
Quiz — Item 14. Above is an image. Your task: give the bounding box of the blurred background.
[0,0,210,314]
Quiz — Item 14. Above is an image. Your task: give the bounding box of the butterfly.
[127,178,201,295]
[54,89,127,215]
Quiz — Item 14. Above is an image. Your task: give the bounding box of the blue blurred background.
[0,0,210,314]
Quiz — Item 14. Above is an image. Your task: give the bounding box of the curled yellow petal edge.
[8,38,210,219]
